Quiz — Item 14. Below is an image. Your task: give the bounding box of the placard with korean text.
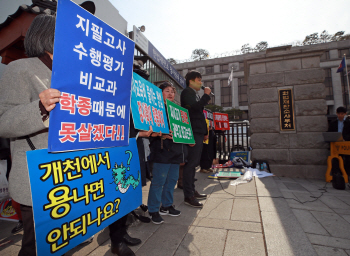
[27,138,142,256]
[48,0,135,152]
[203,108,214,128]
[130,72,170,134]
[166,99,195,144]
[214,113,230,131]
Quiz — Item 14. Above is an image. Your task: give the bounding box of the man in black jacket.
[328,106,347,132]
[181,70,211,207]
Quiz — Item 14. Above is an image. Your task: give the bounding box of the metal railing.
[215,121,250,162]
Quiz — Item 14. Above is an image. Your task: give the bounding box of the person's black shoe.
[159,205,181,216]
[11,220,23,234]
[194,190,207,200]
[111,242,135,256]
[184,196,203,208]
[123,232,141,246]
[149,212,164,224]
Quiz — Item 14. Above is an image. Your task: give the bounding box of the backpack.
[331,158,346,190]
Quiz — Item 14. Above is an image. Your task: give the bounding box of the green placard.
[166,99,195,144]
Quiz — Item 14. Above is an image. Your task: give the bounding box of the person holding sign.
[0,15,60,256]
[181,71,211,208]
[147,82,187,224]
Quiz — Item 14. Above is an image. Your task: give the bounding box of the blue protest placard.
[27,138,142,256]
[230,151,250,162]
[48,0,135,152]
[130,72,170,133]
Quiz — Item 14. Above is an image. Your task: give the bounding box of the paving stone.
[66,229,110,256]
[261,211,317,256]
[307,234,350,250]
[231,198,260,222]
[211,181,237,195]
[209,191,235,199]
[235,179,257,195]
[340,214,350,224]
[298,180,328,192]
[319,196,350,210]
[292,209,329,236]
[283,182,308,191]
[257,187,283,197]
[258,197,290,213]
[0,243,21,256]
[158,204,198,226]
[128,219,162,233]
[313,245,348,256]
[335,195,350,206]
[174,226,226,256]
[198,197,233,220]
[193,217,262,233]
[223,230,265,256]
[310,211,350,239]
[136,223,189,256]
[286,192,333,212]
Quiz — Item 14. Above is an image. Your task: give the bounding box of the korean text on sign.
[27,138,142,256]
[130,72,170,134]
[214,113,230,131]
[166,99,195,144]
[48,0,135,152]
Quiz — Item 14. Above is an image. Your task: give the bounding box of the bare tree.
[303,32,319,45]
[320,30,331,43]
[254,41,268,52]
[167,58,177,65]
[241,44,252,54]
[191,49,209,61]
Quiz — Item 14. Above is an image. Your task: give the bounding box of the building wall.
[247,47,328,179]
[173,40,350,118]
[0,0,128,77]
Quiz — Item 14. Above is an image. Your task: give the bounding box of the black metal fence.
[215,121,250,162]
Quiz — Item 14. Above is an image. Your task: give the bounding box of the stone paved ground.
[2,170,350,256]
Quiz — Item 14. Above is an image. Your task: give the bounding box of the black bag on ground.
[331,158,346,190]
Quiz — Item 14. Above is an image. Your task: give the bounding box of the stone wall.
[247,47,328,179]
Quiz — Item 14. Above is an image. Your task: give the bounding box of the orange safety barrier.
[325,141,349,183]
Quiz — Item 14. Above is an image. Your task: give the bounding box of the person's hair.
[24,14,56,57]
[185,70,202,87]
[159,81,175,93]
[336,106,347,114]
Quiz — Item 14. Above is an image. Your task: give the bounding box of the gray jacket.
[0,58,51,206]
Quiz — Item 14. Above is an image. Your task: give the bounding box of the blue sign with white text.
[130,72,170,133]
[27,138,142,256]
[48,0,135,152]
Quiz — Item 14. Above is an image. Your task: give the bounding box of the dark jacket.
[149,105,188,164]
[180,87,210,135]
[343,117,350,141]
[149,136,187,164]
[328,119,339,132]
